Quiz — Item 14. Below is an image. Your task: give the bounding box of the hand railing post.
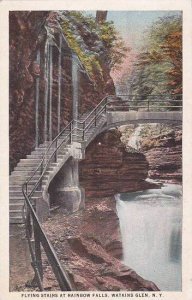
[70,122,73,144]
[26,183,28,197]
[54,139,58,162]
[95,108,97,126]
[34,221,43,281]
[83,122,85,140]
[105,97,107,113]
[39,162,43,190]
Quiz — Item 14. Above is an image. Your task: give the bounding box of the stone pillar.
[35,49,40,147]
[57,34,62,135]
[53,157,85,213]
[72,52,79,142]
[44,40,49,142]
[49,44,53,141]
[72,52,79,121]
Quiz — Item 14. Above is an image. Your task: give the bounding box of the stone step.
[11,170,41,176]
[9,203,24,210]
[9,180,37,186]
[31,149,49,155]
[14,165,37,171]
[9,190,42,197]
[10,173,43,181]
[17,159,42,165]
[36,142,52,149]
[10,217,24,224]
[26,154,45,159]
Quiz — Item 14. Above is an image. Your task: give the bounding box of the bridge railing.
[22,93,182,290]
[108,94,182,112]
[73,96,108,140]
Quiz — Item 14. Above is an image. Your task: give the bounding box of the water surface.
[116,183,182,291]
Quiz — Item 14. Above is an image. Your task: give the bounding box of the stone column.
[57,34,62,135]
[53,157,85,213]
[35,49,40,147]
[72,53,79,142]
[72,52,79,121]
[44,40,49,142]
[49,44,53,141]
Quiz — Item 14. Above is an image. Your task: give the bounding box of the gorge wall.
[9,11,115,172]
[142,129,182,183]
[120,124,182,183]
[79,129,157,198]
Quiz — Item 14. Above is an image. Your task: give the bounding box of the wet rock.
[42,197,159,291]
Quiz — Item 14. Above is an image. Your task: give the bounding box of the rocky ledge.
[38,129,159,291]
[141,129,182,183]
[42,197,159,291]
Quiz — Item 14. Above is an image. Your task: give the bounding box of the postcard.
[0,0,192,299]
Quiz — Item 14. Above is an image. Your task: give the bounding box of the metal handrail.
[24,96,109,197]
[21,95,109,291]
[108,99,182,103]
[22,188,73,291]
[116,94,183,97]
[74,96,108,125]
[25,121,73,190]
[21,93,182,290]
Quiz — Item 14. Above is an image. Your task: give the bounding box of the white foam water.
[116,183,182,291]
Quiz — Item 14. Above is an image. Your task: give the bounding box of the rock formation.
[42,197,159,291]
[120,124,182,183]
[79,129,157,198]
[142,129,182,182]
[9,11,115,171]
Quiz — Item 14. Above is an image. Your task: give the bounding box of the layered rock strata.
[142,130,182,182]
[79,129,157,198]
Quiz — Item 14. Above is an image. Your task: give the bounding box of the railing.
[107,94,182,112]
[22,93,182,290]
[22,95,108,291]
[22,190,73,291]
[73,96,108,141]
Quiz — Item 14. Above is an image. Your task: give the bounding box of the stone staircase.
[9,107,107,224]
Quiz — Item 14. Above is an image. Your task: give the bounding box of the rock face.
[39,129,160,291]
[119,124,182,183]
[141,130,182,182]
[79,129,157,198]
[42,197,159,291]
[9,11,115,172]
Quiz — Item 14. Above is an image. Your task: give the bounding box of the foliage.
[129,14,182,105]
[59,11,127,80]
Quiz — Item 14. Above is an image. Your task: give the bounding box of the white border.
[0,0,192,299]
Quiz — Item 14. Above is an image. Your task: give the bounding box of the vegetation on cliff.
[58,11,127,82]
[119,14,182,106]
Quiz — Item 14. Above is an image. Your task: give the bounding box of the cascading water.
[128,124,143,149]
[116,124,182,291]
[116,184,182,291]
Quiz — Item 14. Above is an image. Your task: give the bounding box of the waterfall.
[116,183,182,291]
[128,124,143,149]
